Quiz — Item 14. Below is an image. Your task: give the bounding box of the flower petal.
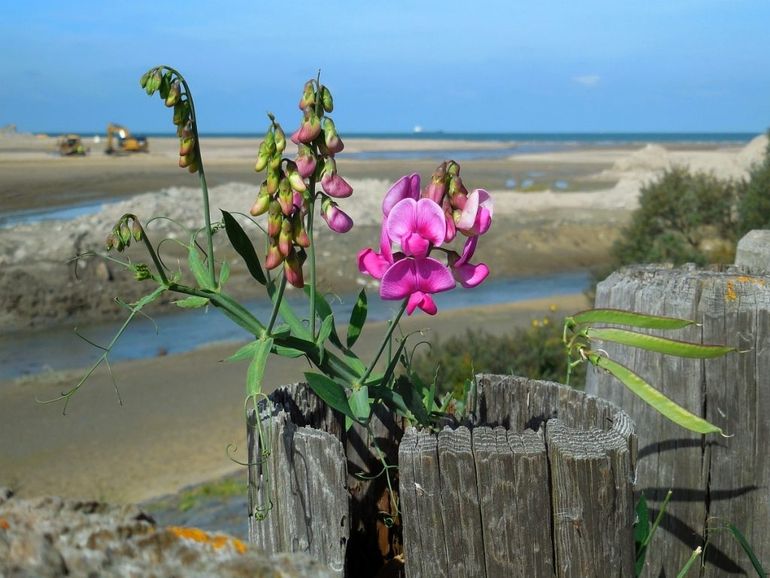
[456,235,478,267]
[406,292,422,315]
[386,198,417,244]
[401,233,430,259]
[418,293,438,315]
[455,189,479,230]
[415,198,447,246]
[382,174,420,216]
[358,248,390,279]
[477,189,494,218]
[414,257,456,294]
[455,262,489,288]
[380,258,417,299]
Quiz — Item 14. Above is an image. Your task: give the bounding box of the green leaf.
[246,337,273,397]
[188,245,212,289]
[270,280,310,340]
[368,384,411,417]
[634,494,650,577]
[225,340,261,363]
[727,523,767,577]
[646,489,672,549]
[318,315,335,348]
[304,287,343,349]
[133,285,167,309]
[218,260,231,288]
[347,288,367,348]
[675,547,702,578]
[394,375,431,426]
[174,296,209,309]
[587,328,734,359]
[304,372,356,421]
[380,337,408,390]
[349,385,371,423]
[570,308,695,330]
[589,353,724,435]
[272,344,305,358]
[221,210,266,285]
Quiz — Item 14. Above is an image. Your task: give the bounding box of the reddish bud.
[277,178,295,216]
[293,110,322,144]
[299,80,316,110]
[265,240,283,270]
[293,215,311,247]
[279,219,293,256]
[267,201,282,237]
[322,117,344,154]
[283,250,304,288]
[179,136,195,157]
[295,145,317,178]
[321,170,353,199]
[179,151,196,168]
[321,197,353,233]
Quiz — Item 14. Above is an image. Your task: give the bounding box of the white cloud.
[573,74,601,87]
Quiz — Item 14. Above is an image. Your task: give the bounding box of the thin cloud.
[573,74,601,87]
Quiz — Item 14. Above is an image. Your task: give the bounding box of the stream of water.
[0,271,589,381]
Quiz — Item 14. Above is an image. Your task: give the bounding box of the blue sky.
[2,0,769,134]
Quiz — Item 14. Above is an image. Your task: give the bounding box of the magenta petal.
[406,292,422,315]
[455,262,489,288]
[382,174,420,216]
[322,174,353,198]
[456,235,479,267]
[414,257,456,293]
[380,259,417,300]
[418,294,438,315]
[402,233,430,259]
[379,223,393,262]
[477,189,494,217]
[386,198,417,243]
[415,198,447,246]
[358,248,390,279]
[473,207,492,235]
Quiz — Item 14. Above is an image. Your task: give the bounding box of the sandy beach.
[0,132,766,503]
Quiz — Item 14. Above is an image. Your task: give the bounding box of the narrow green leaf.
[174,296,209,309]
[590,353,724,435]
[395,375,431,426]
[587,328,734,359]
[349,385,371,423]
[188,245,211,289]
[225,340,261,363]
[727,524,767,577]
[203,290,264,336]
[304,287,343,349]
[318,315,335,347]
[133,285,167,309]
[675,547,702,578]
[218,260,230,288]
[347,289,367,348]
[304,372,356,421]
[246,337,273,397]
[272,345,305,358]
[634,494,650,577]
[645,490,672,549]
[270,324,291,339]
[570,308,695,330]
[380,337,408,390]
[221,210,266,285]
[368,384,411,417]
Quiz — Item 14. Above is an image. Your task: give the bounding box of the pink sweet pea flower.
[382,173,420,216]
[380,257,455,315]
[321,199,353,233]
[358,224,394,279]
[450,235,489,288]
[454,189,493,236]
[386,198,446,259]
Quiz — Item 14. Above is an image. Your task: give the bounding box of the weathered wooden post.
[248,376,637,577]
[586,240,770,576]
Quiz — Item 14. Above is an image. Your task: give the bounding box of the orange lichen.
[168,526,247,554]
[726,280,737,301]
[0,518,9,530]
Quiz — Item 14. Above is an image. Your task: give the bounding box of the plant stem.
[360,300,408,385]
[266,273,288,334]
[307,181,317,339]
[132,217,169,285]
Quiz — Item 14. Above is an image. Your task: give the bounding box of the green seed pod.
[321,85,334,113]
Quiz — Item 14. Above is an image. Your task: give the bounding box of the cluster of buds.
[105,214,143,253]
[140,67,198,174]
[251,80,354,288]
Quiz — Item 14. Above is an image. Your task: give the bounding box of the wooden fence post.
[249,377,636,577]
[586,258,770,576]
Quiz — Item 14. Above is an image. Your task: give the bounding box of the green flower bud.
[321,85,334,113]
[254,141,270,172]
[187,160,199,174]
[179,151,196,168]
[179,136,195,157]
[250,187,271,216]
[118,222,132,245]
[283,161,307,193]
[106,233,116,251]
[165,81,181,107]
[173,101,188,126]
[293,215,310,248]
[131,220,143,241]
[133,263,152,281]
[274,124,286,153]
[299,80,316,110]
[278,218,293,256]
[266,167,280,195]
[139,71,151,89]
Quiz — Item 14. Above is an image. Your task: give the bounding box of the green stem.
[159,64,216,288]
[307,182,317,339]
[132,216,169,286]
[360,300,408,385]
[170,283,265,336]
[266,273,288,334]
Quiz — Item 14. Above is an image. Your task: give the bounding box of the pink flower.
[322,199,353,233]
[380,257,455,315]
[295,145,317,178]
[382,173,420,216]
[321,172,353,198]
[454,189,493,236]
[358,225,394,279]
[386,198,446,259]
[450,235,489,288]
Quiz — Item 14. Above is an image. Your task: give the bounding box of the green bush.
[411,313,585,398]
[738,131,770,236]
[611,166,743,269]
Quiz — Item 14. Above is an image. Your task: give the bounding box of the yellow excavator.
[57,134,88,156]
[105,123,149,154]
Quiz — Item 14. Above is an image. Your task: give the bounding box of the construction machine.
[57,134,88,156]
[105,123,149,154]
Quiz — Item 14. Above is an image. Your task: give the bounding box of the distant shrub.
[738,130,770,236]
[611,166,743,269]
[411,312,585,398]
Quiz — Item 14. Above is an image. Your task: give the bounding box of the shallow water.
[0,271,589,381]
[0,199,120,228]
